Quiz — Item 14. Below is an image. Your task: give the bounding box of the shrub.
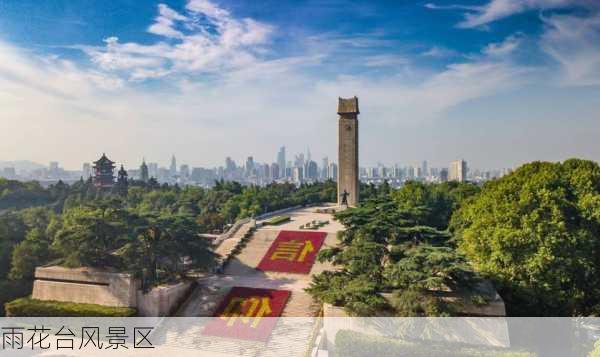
[264,215,291,225]
[5,297,136,317]
[0,280,32,316]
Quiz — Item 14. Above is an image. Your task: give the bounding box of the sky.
[0,0,599,170]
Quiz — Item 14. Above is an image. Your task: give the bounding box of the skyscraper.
[170,155,177,177]
[321,157,329,180]
[180,164,190,179]
[277,146,286,178]
[245,156,255,176]
[449,160,467,182]
[327,162,338,181]
[140,160,149,182]
[82,163,91,178]
[421,160,428,178]
[306,160,318,180]
[270,162,280,180]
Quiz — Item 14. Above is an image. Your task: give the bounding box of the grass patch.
[264,215,291,226]
[5,297,136,317]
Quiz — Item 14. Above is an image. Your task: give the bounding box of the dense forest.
[0,177,337,313]
[308,159,600,316]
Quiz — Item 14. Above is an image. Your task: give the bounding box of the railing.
[212,217,252,245]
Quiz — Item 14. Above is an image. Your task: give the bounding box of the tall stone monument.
[337,96,359,206]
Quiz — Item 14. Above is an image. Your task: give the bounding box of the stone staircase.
[214,220,256,270]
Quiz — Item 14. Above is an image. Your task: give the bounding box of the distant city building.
[140,160,149,182]
[1,167,16,179]
[148,163,158,178]
[306,160,318,180]
[277,146,286,178]
[321,157,329,180]
[270,163,280,180]
[82,163,91,178]
[421,160,428,178]
[245,156,255,176]
[440,168,449,182]
[327,162,338,181]
[169,155,177,177]
[293,166,303,184]
[180,164,190,179]
[92,153,115,188]
[449,160,467,182]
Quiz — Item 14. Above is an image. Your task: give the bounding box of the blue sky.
[0,0,599,170]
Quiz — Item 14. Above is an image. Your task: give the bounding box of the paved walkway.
[179,205,342,318]
[167,205,341,356]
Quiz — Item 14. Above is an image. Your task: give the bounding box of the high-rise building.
[262,163,270,182]
[327,162,338,181]
[245,156,255,176]
[148,163,158,178]
[170,155,177,177]
[407,166,415,179]
[82,163,91,178]
[180,164,190,179]
[270,163,280,180]
[440,168,448,182]
[306,160,318,180]
[421,160,428,178]
[321,157,329,180]
[449,160,467,182]
[293,166,303,184]
[140,160,149,182]
[277,146,286,178]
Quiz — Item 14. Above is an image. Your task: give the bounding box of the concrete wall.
[136,281,194,317]
[31,266,194,316]
[32,266,137,307]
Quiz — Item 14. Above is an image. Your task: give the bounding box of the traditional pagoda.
[93,153,116,188]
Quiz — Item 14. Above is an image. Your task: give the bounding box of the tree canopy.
[451,159,600,315]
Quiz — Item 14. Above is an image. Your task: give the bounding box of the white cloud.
[147,4,188,39]
[541,13,600,85]
[81,0,272,80]
[426,0,598,28]
[422,46,459,58]
[482,34,522,56]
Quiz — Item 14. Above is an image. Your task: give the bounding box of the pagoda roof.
[94,153,115,165]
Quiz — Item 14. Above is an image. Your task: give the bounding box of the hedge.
[5,297,136,317]
[264,215,291,225]
[334,330,535,357]
[0,280,33,316]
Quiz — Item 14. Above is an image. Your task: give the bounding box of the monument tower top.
[337,96,359,116]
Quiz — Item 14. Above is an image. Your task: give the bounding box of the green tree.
[451,159,600,315]
[52,203,128,268]
[308,193,477,316]
[119,213,215,288]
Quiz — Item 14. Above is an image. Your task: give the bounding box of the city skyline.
[1,0,600,169]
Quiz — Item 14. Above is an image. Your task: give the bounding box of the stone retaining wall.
[31,266,194,316]
[32,266,137,307]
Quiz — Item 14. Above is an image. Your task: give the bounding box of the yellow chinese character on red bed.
[269,240,314,262]
[220,296,272,328]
